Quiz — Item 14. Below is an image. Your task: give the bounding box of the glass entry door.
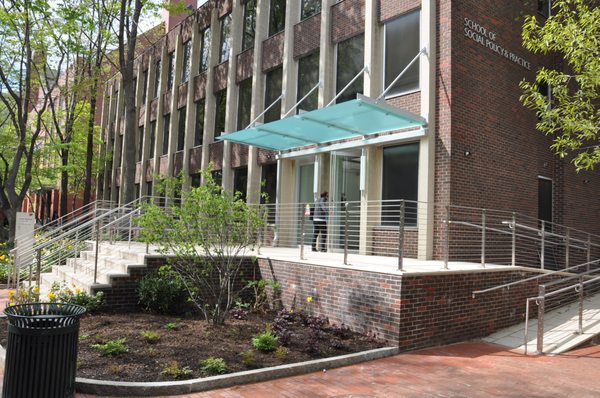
[331,151,361,250]
[297,162,315,246]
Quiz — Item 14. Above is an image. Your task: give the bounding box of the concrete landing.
[484,292,600,355]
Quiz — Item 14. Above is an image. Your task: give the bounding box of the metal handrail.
[502,221,600,249]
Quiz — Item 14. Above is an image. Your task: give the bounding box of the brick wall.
[371,228,418,258]
[262,32,285,72]
[379,0,421,22]
[209,141,224,170]
[149,98,158,121]
[257,149,277,165]
[173,151,184,175]
[189,146,203,174]
[177,83,188,109]
[231,143,249,168]
[293,14,321,59]
[236,49,254,83]
[331,0,365,43]
[213,62,229,92]
[145,160,153,182]
[386,91,420,117]
[163,92,172,115]
[193,73,207,101]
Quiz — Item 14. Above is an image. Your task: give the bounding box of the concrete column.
[166,33,184,184]
[152,44,169,196]
[222,0,243,194]
[140,56,156,196]
[182,26,202,191]
[363,0,383,98]
[133,60,145,199]
[111,82,125,204]
[417,0,436,260]
[280,0,300,114]
[200,8,220,181]
[318,0,336,107]
[246,0,271,205]
[277,157,296,246]
[359,146,382,254]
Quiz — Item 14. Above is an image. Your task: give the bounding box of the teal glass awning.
[217,95,427,151]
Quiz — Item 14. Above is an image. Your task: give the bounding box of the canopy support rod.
[245,92,285,129]
[326,65,369,107]
[377,47,427,101]
[299,114,365,136]
[282,81,322,118]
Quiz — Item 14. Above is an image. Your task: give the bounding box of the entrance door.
[332,151,361,250]
[297,163,315,246]
[538,178,552,225]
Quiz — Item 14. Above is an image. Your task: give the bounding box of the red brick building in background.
[97,0,600,260]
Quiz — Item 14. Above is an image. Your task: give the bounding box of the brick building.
[98,0,600,261]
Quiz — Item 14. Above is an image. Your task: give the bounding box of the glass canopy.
[217,94,427,151]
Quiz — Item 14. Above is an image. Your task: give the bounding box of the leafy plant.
[161,361,193,378]
[251,330,278,352]
[48,281,104,312]
[274,346,287,360]
[137,168,265,324]
[91,338,129,356]
[229,307,248,320]
[138,266,189,314]
[8,287,40,306]
[165,322,179,331]
[140,331,161,344]
[240,349,256,367]
[200,357,227,376]
[245,278,281,312]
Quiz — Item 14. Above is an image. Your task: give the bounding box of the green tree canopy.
[520,0,600,171]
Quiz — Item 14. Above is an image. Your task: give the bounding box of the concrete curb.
[75,346,399,396]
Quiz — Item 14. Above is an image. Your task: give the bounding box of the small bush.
[229,307,248,320]
[140,331,161,344]
[251,331,278,352]
[48,282,104,312]
[274,346,287,360]
[200,357,227,376]
[165,322,179,331]
[161,361,193,378]
[240,349,256,367]
[138,266,189,314]
[91,338,129,356]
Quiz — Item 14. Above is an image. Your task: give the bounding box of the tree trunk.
[60,149,69,218]
[83,93,97,206]
[121,70,137,205]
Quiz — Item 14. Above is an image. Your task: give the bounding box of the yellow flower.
[306,296,313,303]
[75,288,81,294]
[64,288,72,295]
[47,292,56,301]
[33,287,40,294]
[8,290,15,299]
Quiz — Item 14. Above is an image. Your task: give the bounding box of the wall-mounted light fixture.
[464,150,472,157]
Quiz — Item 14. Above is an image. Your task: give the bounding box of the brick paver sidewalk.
[77,342,600,398]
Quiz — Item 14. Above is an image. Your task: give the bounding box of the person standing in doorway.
[312,191,328,252]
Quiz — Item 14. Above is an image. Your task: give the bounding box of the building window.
[219,14,232,63]
[382,143,419,226]
[191,173,201,188]
[264,67,282,123]
[137,126,144,161]
[167,52,175,90]
[301,0,321,20]
[538,0,551,18]
[153,59,161,98]
[200,27,211,72]
[233,167,248,201]
[146,181,153,196]
[297,52,319,112]
[336,34,364,103]
[116,134,123,167]
[177,107,186,151]
[214,89,227,137]
[194,99,205,146]
[181,40,192,83]
[269,0,285,37]
[149,121,156,158]
[384,9,420,97]
[142,70,148,103]
[242,0,256,51]
[237,78,252,130]
[162,114,170,155]
[212,170,223,186]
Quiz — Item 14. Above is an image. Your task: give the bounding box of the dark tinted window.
[242,0,256,51]
[214,89,227,137]
[181,40,192,83]
[538,0,550,17]
[153,60,161,97]
[149,121,156,157]
[167,52,175,90]
[177,107,186,151]
[194,99,205,146]
[269,0,286,36]
[301,0,321,20]
[237,78,252,130]
[264,67,282,123]
[382,143,419,226]
[297,52,319,112]
[384,10,420,96]
[220,14,232,63]
[200,27,211,72]
[162,114,170,155]
[336,34,364,103]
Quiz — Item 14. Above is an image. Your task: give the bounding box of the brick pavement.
[76,342,600,398]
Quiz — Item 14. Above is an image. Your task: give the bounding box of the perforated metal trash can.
[2,303,86,398]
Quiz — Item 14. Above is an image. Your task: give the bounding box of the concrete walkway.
[75,342,600,398]
[484,292,600,355]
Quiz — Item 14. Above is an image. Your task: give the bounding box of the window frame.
[214,89,227,138]
[242,0,257,51]
[219,14,233,64]
[194,99,205,147]
[296,52,320,113]
[167,52,175,90]
[181,40,192,83]
[153,59,161,98]
[268,0,286,37]
[237,78,253,131]
[200,27,211,72]
[335,33,365,104]
[177,107,186,151]
[264,67,283,123]
[301,0,321,21]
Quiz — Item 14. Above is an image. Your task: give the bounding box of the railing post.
[578,276,584,335]
[444,205,450,270]
[398,200,405,271]
[35,248,41,288]
[94,219,100,285]
[343,202,349,265]
[128,212,133,249]
[565,228,570,269]
[481,209,486,268]
[300,204,308,260]
[524,298,531,355]
[586,234,591,272]
[540,221,545,270]
[511,212,516,266]
[537,284,546,355]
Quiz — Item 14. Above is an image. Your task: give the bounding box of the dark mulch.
[0,311,385,382]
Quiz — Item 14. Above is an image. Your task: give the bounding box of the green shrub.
[161,361,193,378]
[91,338,129,356]
[49,281,104,312]
[164,322,179,331]
[200,357,227,376]
[274,346,287,360]
[138,266,189,314]
[240,349,256,367]
[251,331,278,352]
[140,331,161,344]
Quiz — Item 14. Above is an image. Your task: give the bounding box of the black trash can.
[2,302,86,398]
